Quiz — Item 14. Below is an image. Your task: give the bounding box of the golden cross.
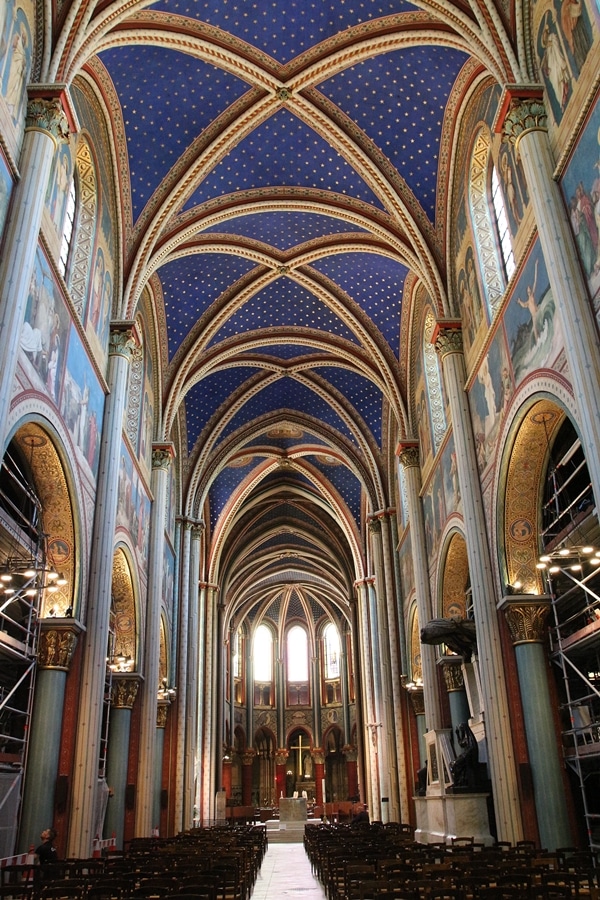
[290,734,307,777]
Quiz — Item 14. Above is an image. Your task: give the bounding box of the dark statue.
[450,722,479,791]
[420,616,477,661]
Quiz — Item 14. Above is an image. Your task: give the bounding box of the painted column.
[441,657,471,735]
[68,323,138,858]
[200,584,218,822]
[312,750,325,806]
[184,523,202,827]
[311,654,321,748]
[196,581,208,823]
[500,595,572,850]
[174,520,192,834]
[339,634,351,745]
[343,745,359,802]
[349,599,367,805]
[396,445,443,732]
[355,579,380,818]
[275,749,288,801]
[135,442,175,835]
[152,702,169,833]
[0,91,70,453]
[241,750,255,806]
[434,325,523,844]
[501,92,600,505]
[222,758,233,799]
[104,675,141,849]
[18,621,80,852]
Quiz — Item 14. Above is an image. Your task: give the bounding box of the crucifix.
[290,734,307,779]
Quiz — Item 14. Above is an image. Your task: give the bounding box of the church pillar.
[275,749,289,801]
[312,750,325,806]
[68,323,138,858]
[396,445,443,731]
[152,701,169,833]
[434,325,523,844]
[440,657,471,735]
[407,687,427,772]
[104,675,141,849]
[0,90,70,453]
[340,635,351,744]
[355,579,380,818]
[241,750,255,806]
[200,584,218,822]
[500,92,600,504]
[184,523,202,827]
[311,653,321,747]
[174,519,192,834]
[196,581,208,822]
[18,621,80,852]
[135,443,175,835]
[343,745,359,802]
[500,595,572,849]
[222,757,233,799]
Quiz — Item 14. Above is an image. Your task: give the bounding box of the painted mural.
[398,531,414,601]
[0,1,34,146]
[441,433,462,517]
[46,140,74,238]
[497,141,529,238]
[0,151,13,237]
[60,323,104,477]
[117,441,152,573]
[561,90,600,307]
[468,328,512,473]
[163,542,175,610]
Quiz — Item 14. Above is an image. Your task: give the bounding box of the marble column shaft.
[104,676,140,849]
[200,585,217,823]
[152,703,169,832]
[503,96,600,503]
[0,95,69,452]
[311,654,321,746]
[135,443,173,835]
[196,582,208,821]
[435,329,523,844]
[397,447,443,731]
[184,524,202,826]
[68,324,137,858]
[174,521,192,834]
[501,597,572,850]
[358,579,381,818]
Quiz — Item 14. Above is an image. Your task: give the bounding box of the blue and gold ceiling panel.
[311,365,383,445]
[184,366,261,452]
[202,209,368,249]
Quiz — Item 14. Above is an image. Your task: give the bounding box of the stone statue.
[450,722,479,790]
[420,616,477,661]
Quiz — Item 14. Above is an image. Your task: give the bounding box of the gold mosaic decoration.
[442,533,469,620]
[111,548,137,665]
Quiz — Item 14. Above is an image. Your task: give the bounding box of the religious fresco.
[0,150,14,239]
[496,141,528,238]
[560,90,600,307]
[117,440,152,573]
[441,433,462,516]
[456,243,486,356]
[84,244,113,359]
[0,1,34,147]
[423,462,445,557]
[503,242,563,386]
[398,531,414,599]
[60,323,104,477]
[468,328,512,474]
[46,140,74,238]
[163,542,175,611]
[21,247,71,405]
[532,0,594,125]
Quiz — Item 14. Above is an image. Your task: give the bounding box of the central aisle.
[251,842,327,899]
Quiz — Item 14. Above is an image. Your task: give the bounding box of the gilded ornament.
[26,98,69,143]
[502,599,551,644]
[435,327,463,358]
[111,676,140,709]
[397,445,420,469]
[38,626,79,670]
[503,98,548,147]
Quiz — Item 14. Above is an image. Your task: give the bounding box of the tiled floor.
[251,842,327,899]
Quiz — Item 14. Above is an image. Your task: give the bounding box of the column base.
[414,793,494,845]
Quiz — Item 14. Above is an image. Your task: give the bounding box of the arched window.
[58,178,76,278]
[253,623,273,706]
[287,624,309,705]
[469,129,507,318]
[491,165,515,281]
[423,310,446,454]
[323,623,340,679]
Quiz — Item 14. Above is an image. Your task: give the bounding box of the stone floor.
[250,841,327,899]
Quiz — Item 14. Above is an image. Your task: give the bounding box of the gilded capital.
[408,688,425,716]
[342,745,358,762]
[503,97,548,148]
[441,656,465,692]
[397,444,420,469]
[38,623,80,670]
[435,326,463,359]
[111,675,141,709]
[241,749,256,766]
[368,517,381,535]
[156,701,169,728]
[311,748,325,766]
[274,749,289,766]
[26,97,69,143]
[500,595,552,644]
[152,443,174,470]
[109,322,138,360]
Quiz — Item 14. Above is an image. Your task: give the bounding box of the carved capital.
[501,596,552,644]
[397,444,420,469]
[434,326,463,359]
[241,749,256,766]
[342,745,358,763]
[274,749,289,766]
[152,443,175,470]
[111,675,141,709]
[408,688,425,716]
[311,748,325,766]
[503,97,548,147]
[25,97,69,143]
[156,701,169,728]
[440,656,465,692]
[191,521,205,540]
[109,322,138,360]
[37,623,80,670]
[368,517,381,535]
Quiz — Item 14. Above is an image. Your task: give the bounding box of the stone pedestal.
[414,793,493,845]
[279,797,307,822]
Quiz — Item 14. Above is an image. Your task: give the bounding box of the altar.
[279,797,307,822]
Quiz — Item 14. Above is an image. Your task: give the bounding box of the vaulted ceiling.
[71,0,514,629]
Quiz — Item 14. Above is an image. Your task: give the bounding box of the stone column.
[184,523,202,827]
[104,675,141,849]
[174,520,192,834]
[135,443,175,835]
[200,584,218,822]
[152,701,169,833]
[501,92,600,504]
[18,620,80,851]
[343,745,359,802]
[0,91,70,452]
[355,579,380,818]
[434,325,523,844]
[196,580,208,822]
[500,594,572,849]
[222,757,233,799]
[241,750,255,806]
[311,749,325,806]
[311,654,321,748]
[396,445,443,731]
[407,686,427,775]
[68,323,138,858]
[275,749,289,801]
[440,657,471,735]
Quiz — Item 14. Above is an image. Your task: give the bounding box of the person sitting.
[35,828,58,865]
